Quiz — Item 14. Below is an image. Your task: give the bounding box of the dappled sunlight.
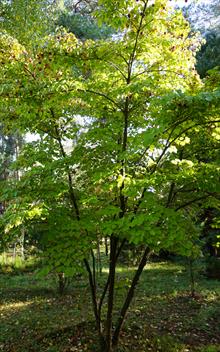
[199,291,220,302]
[0,300,34,313]
[102,266,137,274]
[101,261,186,274]
[0,260,219,351]
[143,261,185,272]
[0,0,219,350]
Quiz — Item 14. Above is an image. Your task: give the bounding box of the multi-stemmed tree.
[0,1,220,351]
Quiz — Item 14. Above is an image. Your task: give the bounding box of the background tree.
[56,0,112,40]
[183,0,220,268]
[184,0,220,34]
[196,31,220,78]
[184,0,220,77]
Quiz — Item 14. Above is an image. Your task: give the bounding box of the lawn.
[0,258,219,352]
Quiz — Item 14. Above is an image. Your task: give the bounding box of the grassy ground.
[0,256,220,352]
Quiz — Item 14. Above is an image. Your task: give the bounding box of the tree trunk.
[105,235,118,352]
[105,237,109,256]
[189,257,195,298]
[98,239,126,329]
[58,272,66,295]
[112,247,150,348]
[97,240,102,275]
[52,111,105,348]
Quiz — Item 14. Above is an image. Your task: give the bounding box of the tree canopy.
[0,1,219,351]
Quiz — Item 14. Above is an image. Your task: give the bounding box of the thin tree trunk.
[91,249,96,288]
[58,272,66,295]
[98,239,126,323]
[189,258,195,298]
[105,237,109,256]
[97,239,102,275]
[112,247,151,348]
[52,113,105,344]
[84,258,104,345]
[105,235,118,352]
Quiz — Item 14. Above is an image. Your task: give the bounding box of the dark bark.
[166,182,175,207]
[97,240,102,275]
[105,5,149,350]
[105,237,109,256]
[84,258,103,340]
[53,120,80,220]
[112,247,151,348]
[98,239,126,319]
[91,249,96,288]
[105,235,118,352]
[175,194,212,211]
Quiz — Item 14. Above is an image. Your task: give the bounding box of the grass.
[0,255,220,351]
[0,253,40,274]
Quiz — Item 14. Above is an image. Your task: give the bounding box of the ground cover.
[0,259,219,352]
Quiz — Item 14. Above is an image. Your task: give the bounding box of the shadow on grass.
[0,261,219,351]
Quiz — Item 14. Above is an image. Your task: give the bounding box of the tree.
[0,28,88,272]
[56,0,112,40]
[182,0,220,268]
[187,0,220,34]
[0,0,54,46]
[0,1,220,351]
[195,31,220,78]
[183,0,220,77]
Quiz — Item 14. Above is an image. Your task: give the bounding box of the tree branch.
[98,238,126,318]
[112,247,152,347]
[78,88,122,109]
[175,194,212,211]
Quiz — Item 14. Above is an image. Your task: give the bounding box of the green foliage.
[0,0,54,46]
[196,32,220,78]
[57,12,113,40]
[184,0,220,77]
[0,260,219,351]
[1,0,219,269]
[0,2,220,348]
[0,253,38,274]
